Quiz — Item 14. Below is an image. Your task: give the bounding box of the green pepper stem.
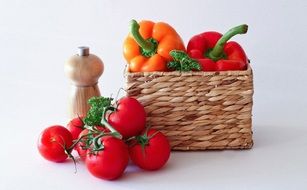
[130,19,155,52]
[208,24,248,61]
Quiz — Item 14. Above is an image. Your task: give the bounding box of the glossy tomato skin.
[129,129,171,170]
[67,117,84,140]
[85,136,129,180]
[108,97,146,138]
[37,125,73,162]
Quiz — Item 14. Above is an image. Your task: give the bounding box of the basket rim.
[125,64,252,77]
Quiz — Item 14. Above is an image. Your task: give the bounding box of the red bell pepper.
[187,25,249,71]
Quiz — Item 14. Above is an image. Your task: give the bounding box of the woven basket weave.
[125,65,254,150]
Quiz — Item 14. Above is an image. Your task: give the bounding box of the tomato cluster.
[37,97,170,180]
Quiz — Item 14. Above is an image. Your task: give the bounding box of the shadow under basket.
[125,65,254,150]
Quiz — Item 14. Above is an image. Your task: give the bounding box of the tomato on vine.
[85,136,129,180]
[66,116,85,140]
[108,97,146,138]
[74,129,91,161]
[129,129,171,170]
[37,125,73,162]
[75,126,108,161]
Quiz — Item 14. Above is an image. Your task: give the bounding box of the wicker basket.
[125,65,254,150]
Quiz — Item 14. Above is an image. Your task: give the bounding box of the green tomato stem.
[101,107,122,139]
[67,132,95,151]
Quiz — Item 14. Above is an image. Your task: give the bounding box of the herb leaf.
[83,96,113,126]
[167,61,181,71]
[168,50,201,71]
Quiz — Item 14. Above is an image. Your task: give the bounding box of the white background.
[1,0,307,189]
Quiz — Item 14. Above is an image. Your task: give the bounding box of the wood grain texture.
[125,65,254,150]
[65,54,104,119]
[67,84,101,118]
[65,54,104,86]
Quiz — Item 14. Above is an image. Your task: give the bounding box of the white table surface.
[1,0,307,189]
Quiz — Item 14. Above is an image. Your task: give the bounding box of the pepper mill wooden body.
[65,47,104,119]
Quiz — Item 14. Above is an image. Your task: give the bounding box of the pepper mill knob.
[65,47,104,118]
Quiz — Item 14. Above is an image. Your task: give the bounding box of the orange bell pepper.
[123,19,186,72]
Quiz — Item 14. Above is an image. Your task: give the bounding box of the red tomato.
[129,129,170,170]
[85,136,129,180]
[108,97,146,138]
[75,129,90,161]
[37,125,73,162]
[75,126,108,161]
[67,117,84,140]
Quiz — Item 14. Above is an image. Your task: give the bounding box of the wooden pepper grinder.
[65,46,104,119]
